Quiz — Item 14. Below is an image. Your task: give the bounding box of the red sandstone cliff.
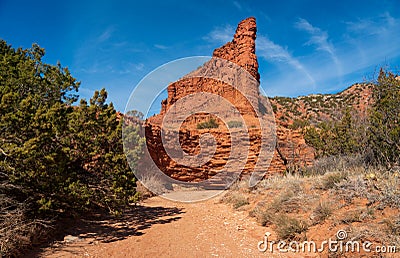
[145,17,315,183]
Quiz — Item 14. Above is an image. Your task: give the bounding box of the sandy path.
[38,192,302,258]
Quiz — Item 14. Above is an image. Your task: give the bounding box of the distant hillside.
[268,83,374,127]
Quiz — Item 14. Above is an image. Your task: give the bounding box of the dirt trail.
[38,192,304,258]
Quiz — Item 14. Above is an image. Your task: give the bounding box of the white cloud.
[154,44,168,50]
[203,24,235,44]
[257,35,316,87]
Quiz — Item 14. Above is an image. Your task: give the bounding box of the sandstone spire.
[213,17,260,81]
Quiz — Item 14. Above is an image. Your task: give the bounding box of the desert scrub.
[257,173,304,192]
[312,201,333,224]
[269,190,297,213]
[222,192,249,209]
[333,174,368,203]
[275,214,308,240]
[315,171,348,190]
[370,171,400,209]
[338,207,375,225]
[384,215,400,236]
[250,203,275,226]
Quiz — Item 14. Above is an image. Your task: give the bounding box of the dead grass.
[0,201,51,257]
[250,203,275,226]
[314,170,349,190]
[222,192,249,209]
[384,215,400,249]
[136,174,166,199]
[384,215,400,236]
[312,201,333,224]
[274,214,308,240]
[372,171,400,209]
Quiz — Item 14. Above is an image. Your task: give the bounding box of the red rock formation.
[213,17,260,82]
[145,17,314,183]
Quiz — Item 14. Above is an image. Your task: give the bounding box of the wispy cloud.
[295,18,342,82]
[203,24,234,44]
[295,18,337,60]
[257,35,316,87]
[341,12,400,72]
[98,26,114,42]
[233,1,242,11]
[346,12,399,36]
[154,44,168,50]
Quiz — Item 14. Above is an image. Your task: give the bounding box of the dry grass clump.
[136,174,166,199]
[250,203,309,240]
[250,202,275,226]
[314,170,349,190]
[312,201,333,224]
[255,173,304,192]
[384,215,400,236]
[370,171,400,209]
[383,215,400,250]
[222,192,249,209]
[339,209,364,224]
[0,201,50,257]
[306,154,365,176]
[228,179,254,193]
[274,214,308,240]
[333,174,368,203]
[224,193,249,209]
[269,189,311,213]
[222,179,252,209]
[254,209,275,227]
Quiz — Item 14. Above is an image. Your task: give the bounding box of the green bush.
[368,69,400,168]
[0,40,143,216]
[304,108,364,158]
[289,119,310,130]
[197,117,219,129]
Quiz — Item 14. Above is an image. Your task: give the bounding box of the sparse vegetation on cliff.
[196,117,219,129]
[227,120,243,128]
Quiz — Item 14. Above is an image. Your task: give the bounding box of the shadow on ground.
[27,205,184,257]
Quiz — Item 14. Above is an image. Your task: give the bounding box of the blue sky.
[1,0,400,112]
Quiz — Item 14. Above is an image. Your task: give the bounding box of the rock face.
[213,17,260,82]
[145,17,314,183]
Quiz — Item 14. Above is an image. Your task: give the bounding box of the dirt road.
[38,191,304,257]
